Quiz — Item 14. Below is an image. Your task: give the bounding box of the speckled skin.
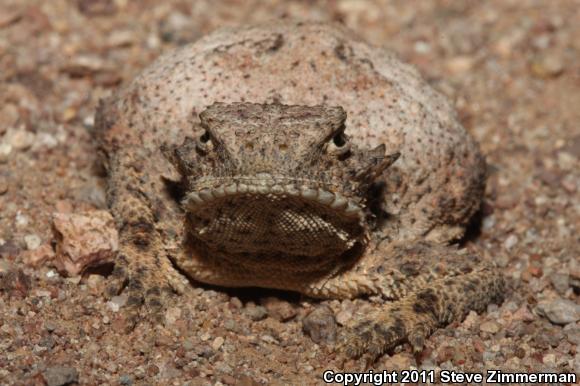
[95,21,504,358]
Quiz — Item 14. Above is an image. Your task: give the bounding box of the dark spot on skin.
[413,300,434,315]
[355,320,373,333]
[135,266,147,277]
[461,265,474,274]
[414,289,439,315]
[267,34,284,53]
[334,42,349,62]
[161,285,174,295]
[128,279,144,291]
[127,295,143,306]
[359,330,373,344]
[399,261,419,276]
[417,289,437,303]
[147,298,162,308]
[374,323,393,343]
[391,317,406,338]
[309,61,317,71]
[464,282,476,292]
[111,265,126,279]
[359,58,375,70]
[132,235,150,248]
[469,278,481,287]
[146,287,161,296]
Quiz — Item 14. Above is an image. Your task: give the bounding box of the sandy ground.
[0,1,579,385]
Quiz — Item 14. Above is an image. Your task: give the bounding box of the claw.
[102,251,185,332]
[408,324,430,353]
[338,303,434,359]
[104,263,129,299]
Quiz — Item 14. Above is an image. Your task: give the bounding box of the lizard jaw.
[183,180,365,222]
[182,178,368,259]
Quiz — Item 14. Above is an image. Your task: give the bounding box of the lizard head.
[165,102,399,266]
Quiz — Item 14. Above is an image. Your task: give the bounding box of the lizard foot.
[104,248,187,331]
[340,296,436,359]
[339,256,506,359]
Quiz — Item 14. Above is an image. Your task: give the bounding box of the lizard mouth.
[182,177,367,259]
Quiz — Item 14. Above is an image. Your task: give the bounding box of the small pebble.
[42,366,79,386]
[564,326,580,345]
[335,309,353,325]
[86,274,104,289]
[211,336,224,351]
[0,268,30,298]
[479,321,501,334]
[119,374,133,385]
[44,321,58,333]
[537,299,580,325]
[159,11,201,45]
[531,54,564,78]
[24,234,41,250]
[107,294,128,312]
[503,234,518,250]
[542,353,557,366]
[260,297,297,322]
[223,319,237,332]
[550,272,569,294]
[512,305,535,322]
[302,305,337,344]
[0,176,8,195]
[229,296,242,309]
[574,353,580,373]
[0,143,12,163]
[437,346,455,364]
[182,339,196,351]
[3,128,35,150]
[244,304,268,321]
[384,353,414,370]
[15,212,29,228]
[445,56,475,75]
[52,211,118,276]
[414,40,431,54]
[0,258,13,273]
[23,244,55,267]
[164,307,182,325]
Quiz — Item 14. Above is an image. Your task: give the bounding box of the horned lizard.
[95,21,505,357]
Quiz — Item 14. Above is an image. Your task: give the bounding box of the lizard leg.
[303,242,505,358]
[103,154,187,327]
[342,260,505,358]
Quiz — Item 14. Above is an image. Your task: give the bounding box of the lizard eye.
[333,132,347,147]
[199,130,211,143]
[328,131,351,156]
[196,130,213,153]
